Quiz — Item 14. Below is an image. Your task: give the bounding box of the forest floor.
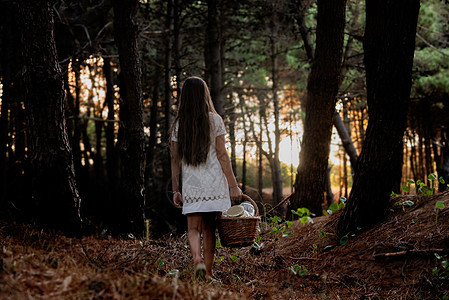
[1,190,448,299]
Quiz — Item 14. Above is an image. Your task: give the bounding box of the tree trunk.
[146,62,160,181]
[417,130,425,180]
[63,62,75,146]
[422,99,433,178]
[0,76,8,206]
[81,104,93,175]
[242,140,247,193]
[259,92,283,211]
[326,165,334,206]
[13,96,26,166]
[271,37,284,209]
[333,112,358,169]
[292,0,314,62]
[72,62,82,179]
[408,129,418,181]
[104,57,117,187]
[94,119,104,182]
[437,124,449,191]
[239,94,248,193]
[112,0,145,234]
[164,0,173,142]
[292,0,346,216]
[160,1,174,207]
[338,0,420,236]
[257,108,263,197]
[0,1,16,205]
[229,113,237,177]
[333,2,360,182]
[258,147,263,197]
[18,0,81,230]
[206,0,224,116]
[173,0,182,103]
[145,58,161,214]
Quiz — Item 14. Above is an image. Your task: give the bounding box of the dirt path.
[1,191,448,299]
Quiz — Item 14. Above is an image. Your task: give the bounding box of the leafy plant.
[267,215,293,239]
[432,253,449,280]
[216,255,225,263]
[289,264,308,276]
[439,176,449,189]
[271,220,293,238]
[216,238,222,248]
[435,201,445,224]
[231,250,240,263]
[291,207,314,224]
[337,226,362,246]
[251,242,261,250]
[401,174,448,197]
[322,197,346,216]
[395,199,415,208]
[339,235,349,246]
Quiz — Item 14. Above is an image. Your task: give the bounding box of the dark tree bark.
[63,62,75,145]
[438,125,449,191]
[94,119,104,181]
[146,61,160,180]
[229,112,237,176]
[292,0,346,216]
[13,97,26,166]
[242,139,247,193]
[206,0,224,116]
[239,94,248,193]
[112,0,145,234]
[0,0,16,205]
[0,74,8,206]
[325,165,334,206]
[159,1,174,209]
[338,0,420,236]
[422,99,433,178]
[256,92,283,211]
[257,108,263,197]
[258,146,263,197]
[295,0,360,202]
[270,36,284,210]
[103,57,117,187]
[80,100,94,176]
[173,0,182,103]
[72,62,82,179]
[333,112,358,170]
[407,129,418,181]
[434,123,449,192]
[164,0,173,142]
[18,0,81,230]
[291,0,314,61]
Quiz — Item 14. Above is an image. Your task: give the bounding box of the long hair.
[173,77,217,166]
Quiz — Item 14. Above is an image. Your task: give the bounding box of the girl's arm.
[170,141,182,208]
[216,135,242,200]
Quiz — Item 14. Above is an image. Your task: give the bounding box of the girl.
[170,76,242,280]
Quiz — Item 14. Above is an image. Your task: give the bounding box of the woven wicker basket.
[217,195,261,247]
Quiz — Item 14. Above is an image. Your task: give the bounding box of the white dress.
[171,112,231,215]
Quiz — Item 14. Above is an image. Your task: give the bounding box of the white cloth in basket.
[172,112,231,215]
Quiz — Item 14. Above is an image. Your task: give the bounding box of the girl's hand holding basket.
[229,185,243,201]
[173,191,183,208]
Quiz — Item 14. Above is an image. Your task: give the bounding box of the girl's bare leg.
[187,213,203,265]
[202,212,217,278]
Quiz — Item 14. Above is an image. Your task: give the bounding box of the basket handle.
[241,194,259,217]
